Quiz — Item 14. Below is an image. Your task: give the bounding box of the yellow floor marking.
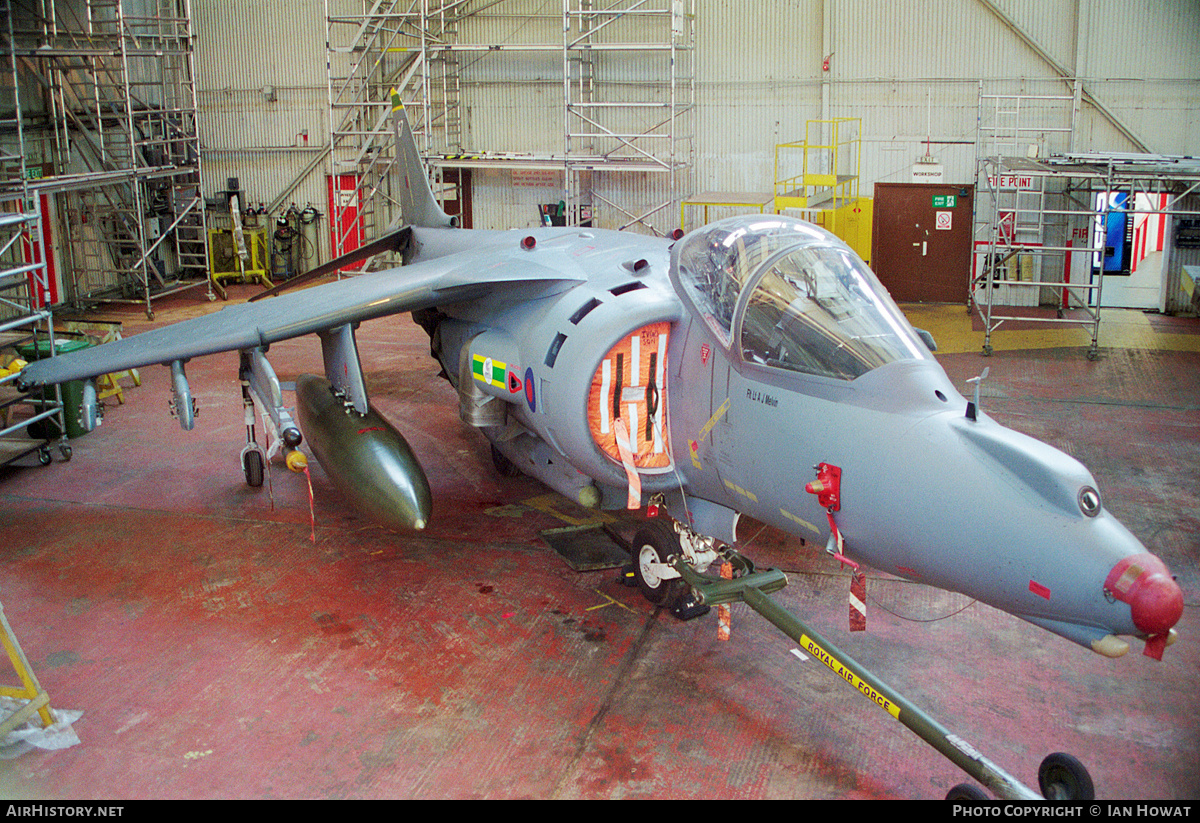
[521,493,617,527]
[901,304,1200,355]
[587,590,636,613]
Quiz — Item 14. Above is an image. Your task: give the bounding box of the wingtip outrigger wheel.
[241,446,265,488]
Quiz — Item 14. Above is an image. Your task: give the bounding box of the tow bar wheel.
[1038,752,1094,801]
[945,783,989,801]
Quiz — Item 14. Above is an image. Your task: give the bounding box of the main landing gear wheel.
[1038,752,1094,801]
[631,521,687,609]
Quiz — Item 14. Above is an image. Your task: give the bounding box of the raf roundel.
[524,367,536,413]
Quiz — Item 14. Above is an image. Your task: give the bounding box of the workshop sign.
[911,161,943,183]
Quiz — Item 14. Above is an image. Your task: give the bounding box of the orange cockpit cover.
[587,322,672,469]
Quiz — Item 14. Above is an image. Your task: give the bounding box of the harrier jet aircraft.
[19,94,1182,677]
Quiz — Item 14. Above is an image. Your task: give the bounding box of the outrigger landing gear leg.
[659,542,1087,800]
[238,347,307,483]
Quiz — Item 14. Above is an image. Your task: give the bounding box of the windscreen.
[674,216,929,380]
[675,218,828,345]
[739,244,930,379]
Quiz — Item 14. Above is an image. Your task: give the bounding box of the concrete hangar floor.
[0,284,1196,800]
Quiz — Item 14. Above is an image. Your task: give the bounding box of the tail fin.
[391,89,457,229]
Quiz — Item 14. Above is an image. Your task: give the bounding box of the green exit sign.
[932,194,957,208]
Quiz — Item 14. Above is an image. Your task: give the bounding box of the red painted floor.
[0,287,1196,799]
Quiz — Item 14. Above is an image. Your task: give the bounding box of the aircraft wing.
[19,247,582,387]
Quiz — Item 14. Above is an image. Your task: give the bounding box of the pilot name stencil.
[746,389,779,407]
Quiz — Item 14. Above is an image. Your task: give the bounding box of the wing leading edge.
[18,248,584,388]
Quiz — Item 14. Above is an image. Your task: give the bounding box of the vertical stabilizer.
[391,89,457,229]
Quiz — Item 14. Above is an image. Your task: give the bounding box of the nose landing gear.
[621,512,1091,801]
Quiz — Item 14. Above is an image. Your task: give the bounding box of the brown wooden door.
[438,168,472,229]
[871,183,972,303]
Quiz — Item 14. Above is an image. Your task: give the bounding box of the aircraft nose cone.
[1105,554,1184,635]
[1129,573,1184,635]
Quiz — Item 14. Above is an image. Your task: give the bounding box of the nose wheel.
[631,521,688,609]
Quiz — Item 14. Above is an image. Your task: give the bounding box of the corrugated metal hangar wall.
[193,0,1199,246]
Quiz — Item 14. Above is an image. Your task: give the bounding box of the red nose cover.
[1104,554,1184,659]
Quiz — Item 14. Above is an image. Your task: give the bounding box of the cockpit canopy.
[672,216,930,380]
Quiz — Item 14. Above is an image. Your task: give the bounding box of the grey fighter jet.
[18,94,1183,668]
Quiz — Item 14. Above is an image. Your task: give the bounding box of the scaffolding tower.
[1,0,67,467]
[972,87,1200,357]
[562,0,695,232]
[324,0,694,269]
[2,0,210,319]
[324,1,457,270]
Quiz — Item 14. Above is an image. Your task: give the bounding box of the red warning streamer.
[849,570,867,632]
[718,561,733,641]
[303,465,317,543]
